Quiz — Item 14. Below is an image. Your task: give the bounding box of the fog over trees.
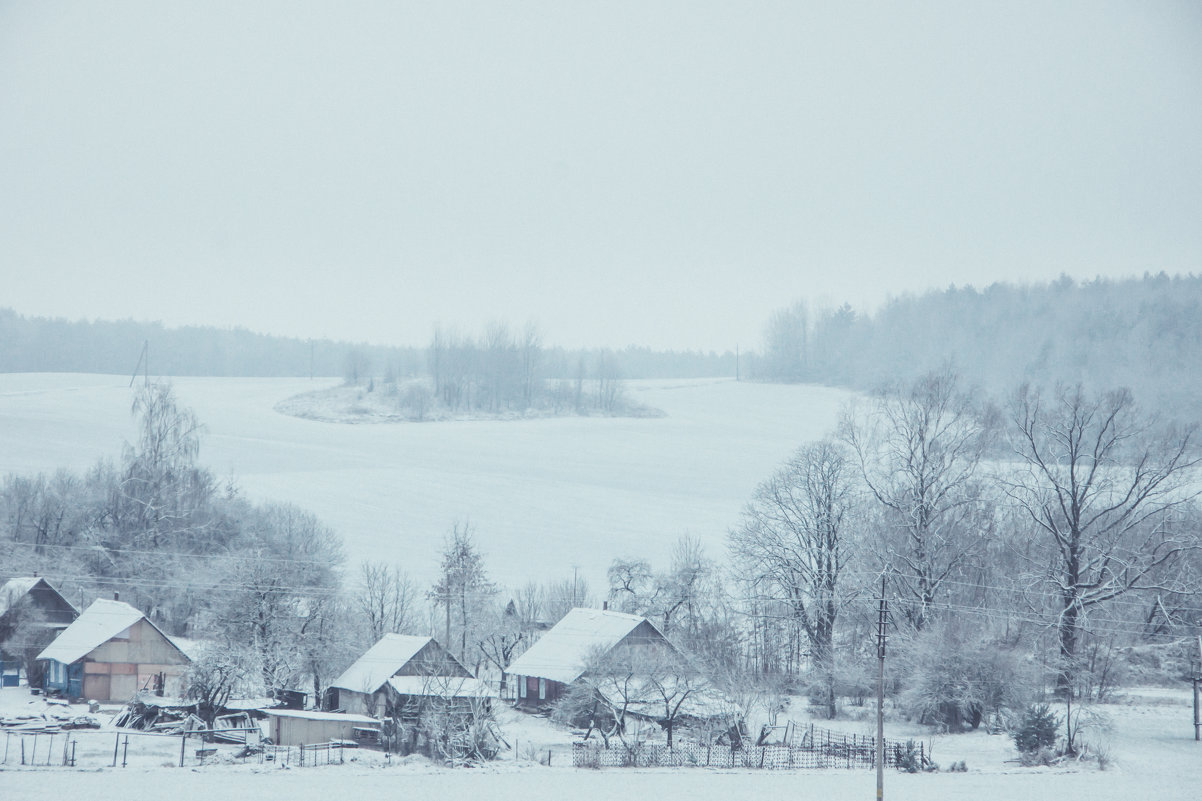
[754,274,1202,424]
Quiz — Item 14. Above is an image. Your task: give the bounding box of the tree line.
[752,273,1202,424]
[0,307,734,381]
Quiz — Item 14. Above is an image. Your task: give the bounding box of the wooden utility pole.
[129,340,149,388]
[1194,635,1201,742]
[876,577,887,801]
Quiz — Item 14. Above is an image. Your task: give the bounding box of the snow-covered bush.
[896,620,1034,731]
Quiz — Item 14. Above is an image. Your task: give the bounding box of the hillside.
[755,274,1202,423]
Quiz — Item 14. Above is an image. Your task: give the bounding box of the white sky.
[1,1,1199,352]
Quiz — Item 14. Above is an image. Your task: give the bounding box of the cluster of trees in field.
[3,375,1200,753]
[753,274,1202,423]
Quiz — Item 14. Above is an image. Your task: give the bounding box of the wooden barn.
[328,634,493,719]
[0,576,78,686]
[37,598,191,702]
[507,607,677,707]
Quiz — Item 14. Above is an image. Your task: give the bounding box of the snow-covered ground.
[0,373,850,590]
[3,685,1201,800]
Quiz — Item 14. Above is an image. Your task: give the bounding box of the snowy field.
[2,686,1201,800]
[0,373,850,589]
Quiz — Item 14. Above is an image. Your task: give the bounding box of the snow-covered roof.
[507,607,652,685]
[387,675,496,699]
[330,634,436,694]
[261,709,380,725]
[0,577,42,618]
[36,598,180,665]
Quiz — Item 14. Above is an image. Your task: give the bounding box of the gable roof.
[507,607,656,685]
[0,577,77,620]
[36,598,185,665]
[331,634,438,694]
[0,577,42,619]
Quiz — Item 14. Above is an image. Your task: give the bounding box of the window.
[538,678,546,700]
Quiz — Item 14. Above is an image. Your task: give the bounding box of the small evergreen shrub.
[1012,704,1059,754]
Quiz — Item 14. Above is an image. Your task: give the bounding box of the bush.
[895,621,1036,732]
[1012,704,1059,754]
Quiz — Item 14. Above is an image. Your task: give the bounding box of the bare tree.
[358,561,417,641]
[1003,383,1200,697]
[841,369,993,630]
[731,439,857,718]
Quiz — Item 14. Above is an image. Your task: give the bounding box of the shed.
[262,708,381,747]
[37,598,190,701]
[507,607,676,707]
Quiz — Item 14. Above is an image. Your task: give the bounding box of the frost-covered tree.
[842,369,994,630]
[429,522,497,666]
[1003,383,1200,696]
[731,439,858,716]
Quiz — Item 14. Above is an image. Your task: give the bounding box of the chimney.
[113,591,120,601]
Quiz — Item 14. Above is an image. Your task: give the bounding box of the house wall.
[515,675,566,706]
[336,688,388,717]
[79,619,189,701]
[269,715,379,747]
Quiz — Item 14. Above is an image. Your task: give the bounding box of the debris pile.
[0,705,101,734]
[111,697,261,743]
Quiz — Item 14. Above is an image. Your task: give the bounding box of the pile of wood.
[112,698,205,734]
[111,698,260,743]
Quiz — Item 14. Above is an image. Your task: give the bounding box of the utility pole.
[1194,635,1201,742]
[876,577,887,801]
[735,344,740,382]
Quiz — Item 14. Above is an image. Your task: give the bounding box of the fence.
[571,724,930,771]
[0,729,364,770]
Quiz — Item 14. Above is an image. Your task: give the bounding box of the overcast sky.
[1,1,1199,351]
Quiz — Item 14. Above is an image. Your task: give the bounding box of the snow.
[0,577,41,618]
[37,599,146,664]
[507,608,648,684]
[3,684,1202,799]
[330,635,435,694]
[0,374,852,591]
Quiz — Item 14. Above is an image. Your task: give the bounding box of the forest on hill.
[753,273,1202,423]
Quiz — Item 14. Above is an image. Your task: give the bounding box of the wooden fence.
[572,723,930,770]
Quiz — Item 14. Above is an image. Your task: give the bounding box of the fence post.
[122,735,129,768]
[180,733,186,768]
[112,733,119,767]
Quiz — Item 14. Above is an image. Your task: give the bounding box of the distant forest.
[4,273,1199,422]
[751,273,1202,423]
[0,308,735,381]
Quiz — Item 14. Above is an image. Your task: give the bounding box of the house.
[0,576,79,686]
[328,634,493,719]
[262,708,381,747]
[506,607,677,707]
[37,597,191,702]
